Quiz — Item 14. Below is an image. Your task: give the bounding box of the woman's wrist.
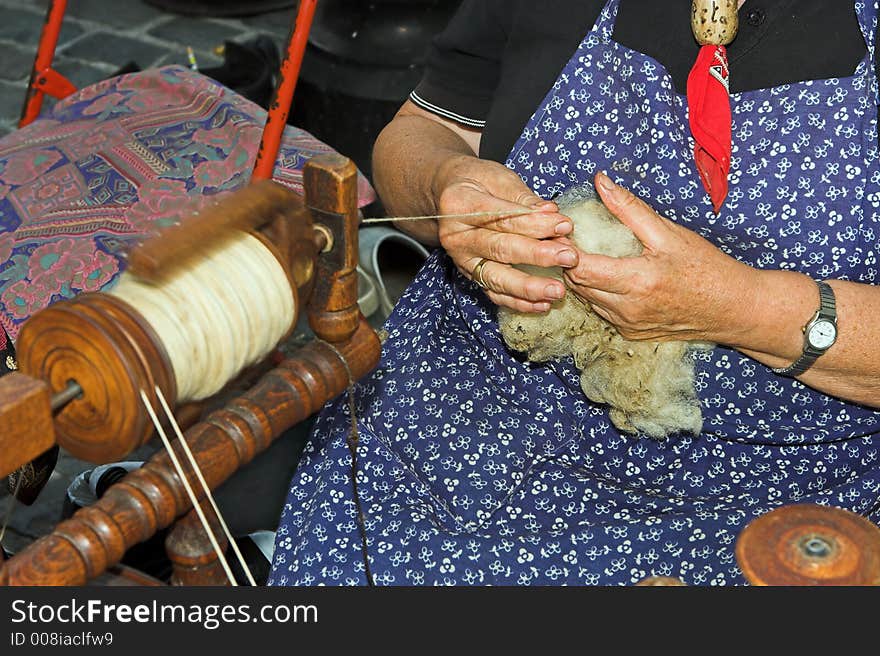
[715,266,819,364]
[430,152,478,207]
[386,153,476,247]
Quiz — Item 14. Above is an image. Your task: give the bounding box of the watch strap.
[773,338,821,378]
[772,280,836,377]
[816,280,836,320]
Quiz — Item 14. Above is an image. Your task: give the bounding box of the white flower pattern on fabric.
[269,0,880,586]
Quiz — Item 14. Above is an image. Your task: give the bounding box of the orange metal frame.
[18,0,319,182]
[252,0,319,180]
[18,0,74,128]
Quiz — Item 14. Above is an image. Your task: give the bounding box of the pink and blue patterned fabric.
[269,0,880,586]
[0,65,375,341]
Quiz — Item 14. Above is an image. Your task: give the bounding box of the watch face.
[808,320,837,350]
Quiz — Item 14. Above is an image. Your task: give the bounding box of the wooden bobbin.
[691,0,739,46]
[15,292,176,463]
[735,504,880,586]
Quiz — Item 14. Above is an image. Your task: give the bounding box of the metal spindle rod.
[51,381,82,412]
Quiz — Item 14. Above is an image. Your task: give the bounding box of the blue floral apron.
[269,0,880,586]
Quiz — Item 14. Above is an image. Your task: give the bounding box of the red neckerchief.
[687,44,732,214]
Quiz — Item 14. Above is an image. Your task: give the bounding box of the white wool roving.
[497,186,713,439]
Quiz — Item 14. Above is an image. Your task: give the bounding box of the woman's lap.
[269,253,880,585]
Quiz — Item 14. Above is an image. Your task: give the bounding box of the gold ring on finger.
[472,257,491,290]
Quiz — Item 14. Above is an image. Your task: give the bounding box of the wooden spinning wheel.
[3,0,879,589]
[0,0,385,586]
[15,293,176,463]
[0,154,381,586]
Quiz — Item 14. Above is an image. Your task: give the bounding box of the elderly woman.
[269,0,880,585]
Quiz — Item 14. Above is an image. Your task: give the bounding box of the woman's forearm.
[720,268,880,407]
[371,102,574,313]
[372,103,482,246]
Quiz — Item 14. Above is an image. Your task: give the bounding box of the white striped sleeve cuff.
[409,91,487,129]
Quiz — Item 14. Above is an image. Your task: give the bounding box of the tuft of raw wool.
[497,187,712,439]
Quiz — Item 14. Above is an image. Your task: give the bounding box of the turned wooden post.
[306,154,361,344]
[165,508,230,586]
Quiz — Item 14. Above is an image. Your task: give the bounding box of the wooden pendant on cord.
[691,0,739,45]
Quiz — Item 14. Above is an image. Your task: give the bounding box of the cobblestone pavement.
[0,0,303,561]
[0,0,295,136]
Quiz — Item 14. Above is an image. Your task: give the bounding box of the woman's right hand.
[433,154,579,313]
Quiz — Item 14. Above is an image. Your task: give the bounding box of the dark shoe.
[200,36,281,109]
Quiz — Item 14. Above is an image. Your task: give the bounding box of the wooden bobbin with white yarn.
[16,230,298,463]
[111,231,296,403]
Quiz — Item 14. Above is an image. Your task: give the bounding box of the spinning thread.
[140,389,237,586]
[359,208,541,224]
[154,386,257,586]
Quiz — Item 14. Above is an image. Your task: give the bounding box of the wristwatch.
[772,280,838,377]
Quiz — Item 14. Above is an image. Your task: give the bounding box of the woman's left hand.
[563,172,759,344]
